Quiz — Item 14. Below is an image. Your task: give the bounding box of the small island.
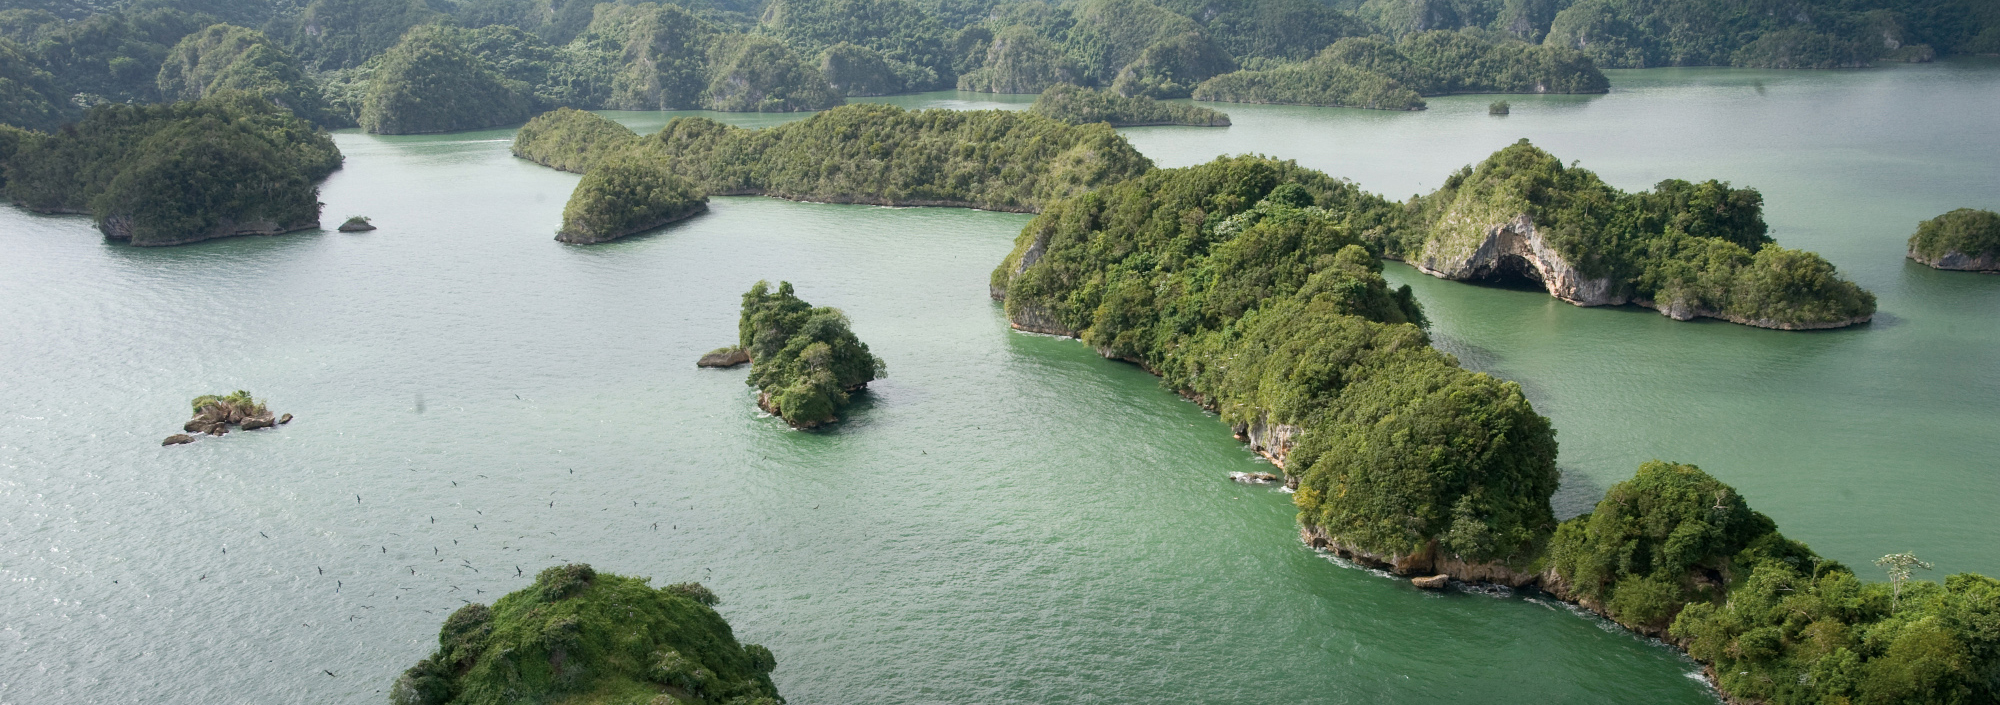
[1028,84,1229,127]
[166,390,290,444]
[337,216,376,232]
[515,103,1152,213]
[1907,208,1999,272]
[389,564,781,705]
[1391,139,1875,329]
[556,148,709,244]
[2,94,342,246]
[1489,100,1509,115]
[1192,30,1608,110]
[739,281,884,429]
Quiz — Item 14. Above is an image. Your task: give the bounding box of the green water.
[2,62,1994,703]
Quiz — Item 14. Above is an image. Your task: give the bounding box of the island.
[389,564,781,705]
[556,148,709,244]
[166,390,290,443]
[1028,84,1229,126]
[157,24,336,127]
[337,216,375,231]
[1,93,342,246]
[738,281,884,429]
[991,156,2000,704]
[359,26,533,135]
[1193,30,1608,110]
[514,103,1152,213]
[1388,139,1876,329]
[1907,208,2000,272]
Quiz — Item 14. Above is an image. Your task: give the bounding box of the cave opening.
[1471,253,1549,292]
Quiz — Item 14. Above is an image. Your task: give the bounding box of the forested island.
[1907,208,2000,272]
[513,104,1151,212]
[1028,83,1228,126]
[737,281,884,429]
[390,564,781,705]
[4,0,1994,136]
[1390,140,1876,329]
[990,156,1998,703]
[0,93,340,245]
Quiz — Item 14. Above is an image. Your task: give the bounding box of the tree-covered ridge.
[992,156,1558,566]
[1,92,339,246]
[954,23,1081,93]
[992,154,2000,704]
[511,107,639,173]
[757,0,953,90]
[1028,83,1229,126]
[738,280,885,428]
[0,35,72,129]
[1400,140,1876,329]
[359,25,532,134]
[557,146,709,244]
[1549,462,2000,705]
[703,33,842,111]
[1907,208,2000,272]
[819,41,904,96]
[527,103,1152,212]
[157,23,333,126]
[1192,30,1606,109]
[390,564,782,705]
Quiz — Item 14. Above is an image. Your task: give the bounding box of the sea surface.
[3,60,1996,704]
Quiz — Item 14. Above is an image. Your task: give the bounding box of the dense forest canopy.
[1028,82,1229,125]
[3,0,1992,131]
[0,92,340,244]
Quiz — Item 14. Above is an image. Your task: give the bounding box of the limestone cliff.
[1909,248,1999,272]
[1410,212,1624,306]
[1300,525,1544,588]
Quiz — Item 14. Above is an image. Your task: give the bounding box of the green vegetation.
[1488,99,1508,114]
[2,93,340,245]
[579,3,718,111]
[1108,30,1236,99]
[738,280,885,428]
[390,564,782,705]
[993,156,1557,565]
[511,107,639,173]
[0,36,71,129]
[1399,140,1876,328]
[286,0,440,71]
[531,102,1150,212]
[1191,59,1425,109]
[183,389,285,434]
[820,41,904,96]
[955,24,1079,93]
[157,24,334,126]
[702,34,841,112]
[1549,462,2000,705]
[757,0,952,90]
[359,26,533,134]
[1543,0,2000,68]
[1029,83,1227,126]
[1193,30,1605,109]
[1153,0,1362,62]
[992,151,1994,705]
[557,147,709,244]
[1907,208,2000,271]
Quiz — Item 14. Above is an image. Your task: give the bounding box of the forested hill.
[2,0,1995,132]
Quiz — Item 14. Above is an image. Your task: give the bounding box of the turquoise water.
[2,61,1995,703]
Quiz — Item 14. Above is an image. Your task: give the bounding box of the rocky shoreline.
[164,392,290,445]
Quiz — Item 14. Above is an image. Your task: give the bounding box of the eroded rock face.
[163,434,195,446]
[1411,574,1449,589]
[1412,213,1625,307]
[1910,247,1999,273]
[1232,413,1300,468]
[1300,525,1543,588]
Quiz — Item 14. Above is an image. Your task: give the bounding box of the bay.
[3,60,1996,704]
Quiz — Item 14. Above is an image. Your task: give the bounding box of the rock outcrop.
[1231,413,1300,468]
[1412,213,1624,306]
[698,347,751,368]
[1411,574,1450,589]
[1909,248,1998,272]
[162,434,195,446]
[181,391,285,438]
[338,216,376,232]
[1300,525,1543,588]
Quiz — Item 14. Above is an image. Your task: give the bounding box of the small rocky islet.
[1907,208,2000,272]
[162,391,289,445]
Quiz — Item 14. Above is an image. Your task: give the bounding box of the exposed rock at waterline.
[1411,213,1623,307]
[338,216,376,232]
[1232,414,1300,468]
[1411,574,1450,589]
[698,347,751,368]
[183,391,285,437]
[1301,524,1543,588]
[163,434,194,446]
[1230,471,1280,484]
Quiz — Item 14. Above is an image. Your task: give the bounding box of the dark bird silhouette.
[431,516,435,523]
[324,670,336,677]
[381,546,386,554]
[221,547,226,554]
[199,574,207,581]
[317,566,323,575]
[433,547,438,555]
[549,501,554,508]
[356,494,361,504]
[260,532,269,538]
